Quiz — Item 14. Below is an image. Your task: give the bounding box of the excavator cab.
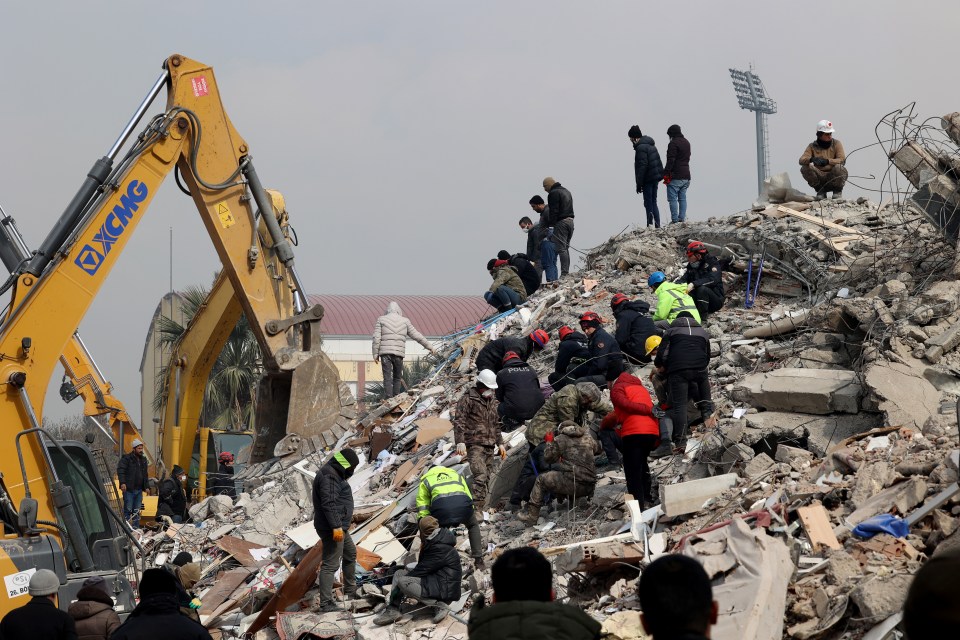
[187,428,253,498]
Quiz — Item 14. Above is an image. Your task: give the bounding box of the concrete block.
[732,368,861,415]
[660,473,739,517]
[743,452,776,479]
[851,574,913,619]
[851,461,896,508]
[825,549,862,586]
[863,361,941,430]
[911,174,960,238]
[743,411,881,457]
[847,477,928,526]
[892,140,940,188]
[925,318,960,363]
[774,445,814,467]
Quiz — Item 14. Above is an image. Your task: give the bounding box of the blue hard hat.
[647,271,667,287]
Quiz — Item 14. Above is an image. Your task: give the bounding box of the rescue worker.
[157,464,188,523]
[799,120,847,200]
[542,177,575,277]
[604,370,661,507]
[508,382,611,510]
[68,575,121,640]
[0,569,76,640]
[639,555,717,640]
[453,370,507,508]
[519,420,602,525]
[548,325,590,391]
[644,335,676,459]
[468,547,601,640]
[681,241,725,318]
[484,258,528,313]
[629,125,664,228]
[173,562,202,622]
[575,311,625,389]
[415,465,484,566]
[654,313,715,450]
[373,301,438,398]
[373,516,462,626]
[312,448,360,612]
[110,569,212,640]
[209,452,237,498]
[474,329,549,373]
[497,250,540,296]
[648,271,701,329]
[495,351,545,429]
[518,214,543,278]
[610,293,657,364]
[117,438,149,529]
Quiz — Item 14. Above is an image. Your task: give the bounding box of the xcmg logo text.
[74,180,148,276]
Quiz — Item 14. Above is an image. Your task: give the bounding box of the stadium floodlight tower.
[729,66,777,195]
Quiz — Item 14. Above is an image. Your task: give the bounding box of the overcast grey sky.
[1,1,956,421]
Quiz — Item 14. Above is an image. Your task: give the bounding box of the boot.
[431,604,449,623]
[815,190,827,201]
[650,442,674,459]
[318,601,343,613]
[373,605,402,626]
[517,504,540,527]
[832,190,843,200]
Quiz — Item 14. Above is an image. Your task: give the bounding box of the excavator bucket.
[250,352,356,462]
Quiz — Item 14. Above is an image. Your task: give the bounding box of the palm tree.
[153,280,262,431]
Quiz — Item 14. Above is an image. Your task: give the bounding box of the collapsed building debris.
[131,192,960,640]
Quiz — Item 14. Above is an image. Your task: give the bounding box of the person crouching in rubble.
[603,369,661,508]
[680,241,725,319]
[373,516,462,626]
[484,258,528,313]
[610,293,657,364]
[495,351,545,430]
[548,325,590,392]
[312,448,360,612]
[575,311,625,389]
[474,329,549,373]
[648,271,700,330]
[655,312,716,451]
[454,370,507,510]
[416,465,485,568]
[519,420,602,526]
[799,120,847,200]
[468,547,601,640]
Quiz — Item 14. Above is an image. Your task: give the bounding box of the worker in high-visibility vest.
[416,466,484,568]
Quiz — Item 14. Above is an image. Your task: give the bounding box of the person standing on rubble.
[373,516,462,626]
[518,420,602,526]
[518,213,543,279]
[611,293,657,364]
[454,370,507,509]
[542,177,575,276]
[111,568,212,640]
[474,329,549,373]
[312,448,360,613]
[416,465,485,566]
[629,125,665,228]
[575,311,625,389]
[603,369,661,507]
[663,124,692,224]
[799,120,847,200]
[638,555,717,640]
[495,351,545,430]
[373,301,439,398]
[681,241,725,319]
[548,325,591,391]
[655,312,716,450]
[497,250,540,296]
[210,452,237,498]
[468,547,601,640]
[117,438,149,529]
[648,271,701,329]
[484,258,528,313]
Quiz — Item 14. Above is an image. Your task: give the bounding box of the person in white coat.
[373,301,438,397]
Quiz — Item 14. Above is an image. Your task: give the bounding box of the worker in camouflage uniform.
[519,421,602,525]
[454,370,507,508]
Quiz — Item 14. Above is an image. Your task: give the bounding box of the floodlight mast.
[729,66,777,195]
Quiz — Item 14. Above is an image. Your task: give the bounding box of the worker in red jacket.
[602,371,661,508]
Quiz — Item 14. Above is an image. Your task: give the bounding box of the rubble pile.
[136,194,960,640]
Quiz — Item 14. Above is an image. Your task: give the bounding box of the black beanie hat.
[139,568,178,597]
[497,250,511,260]
[172,551,193,567]
[628,125,642,138]
[529,195,544,205]
[667,124,682,137]
[486,258,497,271]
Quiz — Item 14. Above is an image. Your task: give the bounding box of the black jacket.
[468,599,601,640]
[209,463,236,498]
[682,254,724,295]
[584,327,624,376]
[509,255,540,296]
[496,360,545,421]
[157,476,188,520]
[525,209,548,263]
[407,528,462,603]
[312,460,354,535]
[613,301,657,363]
[665,135,692,180]
[0,596,78,640]
[475,336,533,373]
[546,183,574,225]
[654,316,711,373]
[110,594,212,640]
[116,451,148,491]
[554,332,590,377]
[634,136,664,187]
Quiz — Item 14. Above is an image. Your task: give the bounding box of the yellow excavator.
[0,54,347,616]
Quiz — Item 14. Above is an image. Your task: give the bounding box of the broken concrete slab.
[863,361,941,430]
[743,452,776,479]
[732,369,861,415]
[846,477,928,526]
[850,573,913,620]
[743,411,881,456]
[924,318,960,363]
[825,549,863,586]
[851,461,896,508]
[660,474,738,518]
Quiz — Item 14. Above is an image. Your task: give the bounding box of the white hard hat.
[816,120,835,133]
[476,369,498,389]
[131,439,144,449]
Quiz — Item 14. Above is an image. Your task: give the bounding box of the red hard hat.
[502,350,522,364]
[529,329,549,347]
[579,311,602,324]
[686,241,707,256]
[219,452,234,463]
[611,293,630,308]
[558,326,574,340]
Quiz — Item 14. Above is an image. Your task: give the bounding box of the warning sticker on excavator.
[4,567,35,599]
[216,202,236,229]
[192,76,209,97]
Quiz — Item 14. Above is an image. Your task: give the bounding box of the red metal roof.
[307,295,492,338]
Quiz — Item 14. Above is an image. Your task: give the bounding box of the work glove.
[456,443,468,456]
[651,406,666,419]
[813,157,829,167]
[332,528,344,542]
[686,282,695,293]
[189,597,202,610]
[497,445,507,460]
[663,173,672,185]
[543,432,555,443]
